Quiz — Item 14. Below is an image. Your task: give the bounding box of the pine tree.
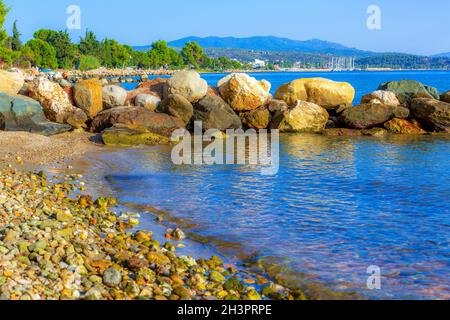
[11,20,22,51]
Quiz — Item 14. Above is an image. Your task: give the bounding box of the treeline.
[0,2,243,71]
[355,54,450,69]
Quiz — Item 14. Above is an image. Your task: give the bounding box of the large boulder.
[270,100,329,133]
[27,77,75,123]
[125,78,167,105]
[192,96,242,131]
[163,71,208,103]
[274,78,355,109]
[217,73,271,111]
[135,94,161,111]
[157,94,194,125]
[378,80,440,105]
[0,93,71,135]
[410,98,450,132]
[240,107,272,129]
[440,90,450,103]
[102,85,127,109]
[384,118,426,135]
[73,78,103,119]
[101,124,171,147]
[91,106,184,135]
[338,103,410,129]
[0,70,25,95]
[361,90,400,106]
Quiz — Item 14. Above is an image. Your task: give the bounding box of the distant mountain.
[433,52,450,58]
[165,36,374,57]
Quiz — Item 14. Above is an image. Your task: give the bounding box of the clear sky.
[3,0,450,55]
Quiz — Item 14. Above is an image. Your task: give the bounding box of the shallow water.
[116,71,450,299]
[90,133,450,300]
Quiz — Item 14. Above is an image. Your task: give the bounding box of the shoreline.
[0,136,363,300]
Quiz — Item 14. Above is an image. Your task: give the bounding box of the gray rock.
[192,96,242,131]
[378,80,440,105]
[339,103,410,129]
[103,85,127,109]
[163,71,208,103]
[410,98,450,132]
[0,93,71,135]
[103,267,122,287]
[135,94,161,111]
[158,94,193,125]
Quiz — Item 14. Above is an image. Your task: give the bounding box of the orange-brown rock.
[73,78,103,119]
[384,118,427,134]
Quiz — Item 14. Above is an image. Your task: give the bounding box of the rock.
[101,124,171,146]
[440,90,450,103]
[125,78,167,105]
[240,107,272,129]
[163,71,208,103]
[338,103,410,129]
[361,128,388,137]
[267,99,288,113]
[270,100,329,133]
[378,80,440,105]
[28,77,75,123]
[209,271,226,283]
[192,96,242,131]
[102,85,127,109]
[73,78,103,119]
[274,78,355,109]
[321,128,362,137]
[0,93,72,135]
[135,94,161,111]
[56,211,73,222]
[66,108,88,129]
[384,118,426,134]
[158,94,194,125]
[361,90,400,106]
[217,73,271,111]
[146,252,171,267]
[103,268,122,287]
[0,70,25,95]
[171,228,186,241]
[410,98,450,132]
[91,106,184,135]
[0,112,5,130]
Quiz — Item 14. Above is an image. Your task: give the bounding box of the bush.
[78,55,100,71]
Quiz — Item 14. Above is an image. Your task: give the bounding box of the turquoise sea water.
[111,71,450,300]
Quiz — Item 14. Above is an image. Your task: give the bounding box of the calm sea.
[107,71,450,300]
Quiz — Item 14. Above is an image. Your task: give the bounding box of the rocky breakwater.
[1,167,304,300]
[2,69,450,146]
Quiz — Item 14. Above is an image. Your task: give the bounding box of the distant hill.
[165,36,374,57]
[433,52,450,58]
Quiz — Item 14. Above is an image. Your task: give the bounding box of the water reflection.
[91,134,450,299]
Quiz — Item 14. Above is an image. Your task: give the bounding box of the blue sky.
[3,0,450,55]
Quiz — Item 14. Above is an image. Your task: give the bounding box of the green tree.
[181,41,204,69]
[25,39,58,69]
[34,29,78,68]
[79,30,100,56]
[14,45,35,68]
[147,40,183,69]
[78,55,100,71]
[11,20,22,51]
[0,0,9,46]
[98,39,130,68]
